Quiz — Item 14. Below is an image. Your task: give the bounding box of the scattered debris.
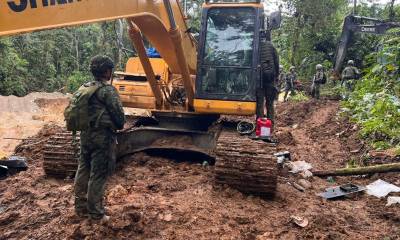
[0,156,28,172]
[327,176,335,183]
[318,183,366,200]
[290,215,308,228]
[0,165,8,178]
[286,161,313,173]
[298,179,312,189]
[300,170,313,178]
[274,151,291,165]
[386,197,400,206]
[0,205,6,214]
[288,182,305,192]
[313,163,400,177]
[366,179,400,198]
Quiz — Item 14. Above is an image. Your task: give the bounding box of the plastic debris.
[300,170,313,178]
[0,165,8,178]
[318,183,366,200]
[386,197,400,206]
[290,215,308,228]
[298,179,312,189]
[366,179,400,198]
[287,161,313,173]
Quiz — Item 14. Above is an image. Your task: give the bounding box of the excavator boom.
[0,0,197,74]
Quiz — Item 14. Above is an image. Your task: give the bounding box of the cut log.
[313,163,400,177]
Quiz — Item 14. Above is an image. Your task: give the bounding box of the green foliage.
[0,21,134,96]
[0,38,28,96]
[66,71,92,92]
[274,0,348,79]
[289,91,310,102]
[342,33,400,150]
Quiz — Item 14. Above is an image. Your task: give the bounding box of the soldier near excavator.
[71,55,125,224]
[257,30,279,125]
[277,65,286,93]
[311,64,327,99]
[283,66,297,102]
[341,60,361,99]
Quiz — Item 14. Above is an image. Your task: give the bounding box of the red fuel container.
[256,118,272,137]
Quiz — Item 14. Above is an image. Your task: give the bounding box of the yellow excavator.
[0,0,280,198]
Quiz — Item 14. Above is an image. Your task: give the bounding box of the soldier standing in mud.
[311,64,326,99]
[341,60,361,99]
[284,66,297,102]
[257,30,279,125]
[74,55,125,224]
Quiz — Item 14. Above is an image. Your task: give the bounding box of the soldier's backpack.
[64,82,103,132]
[260,41,276,78]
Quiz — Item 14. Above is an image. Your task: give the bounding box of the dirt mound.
[0,99,399,239]
[0,92,68,156]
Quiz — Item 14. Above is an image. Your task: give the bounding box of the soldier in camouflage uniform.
[277,65,285,92]
[311,64,326,99]
[74,55,125,223]
[341,60,361,99]
[284,66,297,102]
[257,31,279,125]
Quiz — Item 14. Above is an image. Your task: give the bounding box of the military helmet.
[347,60,354,66]
[90,55,115,77]
[316,64,323,70]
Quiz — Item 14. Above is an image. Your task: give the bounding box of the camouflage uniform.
[278,66,285,91]
[341,60,360,99]
[284,67,297,101]
[311,64,325,99]
[257,39,279,123]
[74,59,125,220]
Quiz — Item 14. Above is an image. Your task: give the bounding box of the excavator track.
[42,116,142,178]
[43,131,79,178]
[214,129,278,198]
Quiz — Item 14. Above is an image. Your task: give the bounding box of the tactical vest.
[342,67,357,80]
[314,71,327,84]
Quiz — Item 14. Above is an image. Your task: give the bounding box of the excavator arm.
[333,14,400,77]
[0,0,196,72]
[0,0,197,107]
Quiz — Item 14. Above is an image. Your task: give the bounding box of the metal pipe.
[184,0,188,16]
[163,0,194,109]
[127,21,163,108]
[353,0,357,15]
[169,28,195,108]
[163,0,177,30]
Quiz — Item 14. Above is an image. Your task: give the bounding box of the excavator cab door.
[194,4,263,115]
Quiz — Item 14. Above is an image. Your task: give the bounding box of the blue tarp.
[146,47,161,58]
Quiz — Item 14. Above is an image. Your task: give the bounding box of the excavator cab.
[194,1,265,115]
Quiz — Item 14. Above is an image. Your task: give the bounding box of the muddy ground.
[0,98,399,239]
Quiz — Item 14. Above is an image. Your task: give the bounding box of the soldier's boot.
[90,215,110,225]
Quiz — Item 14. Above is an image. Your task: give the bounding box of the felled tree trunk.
[313,163,400,177]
